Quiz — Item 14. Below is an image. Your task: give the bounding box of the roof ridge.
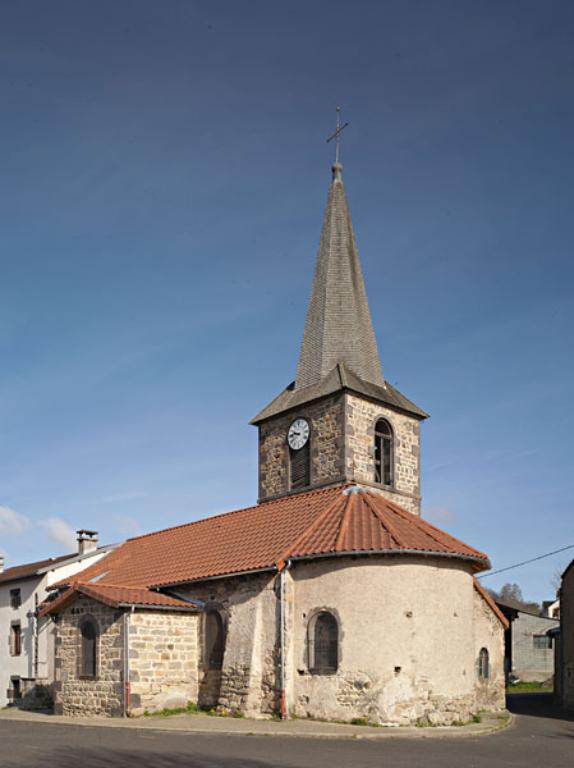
[335,492,355,551]
[380,494,489,560]
[276,492,347,569]
[363,493,404,547]
[125,483,348,544]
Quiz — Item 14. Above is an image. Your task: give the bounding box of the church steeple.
[252,134,427,510]
[295,161,384,389]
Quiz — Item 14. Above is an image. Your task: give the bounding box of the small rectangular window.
[10,589,21,609]
[533,635,552,650]
[10,623,22,656]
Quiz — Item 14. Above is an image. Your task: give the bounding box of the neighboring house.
[496,602,558,682]
[0,530,117,708]
[543,598,560,619]
[557,559,574,709]
[42,157,507,726]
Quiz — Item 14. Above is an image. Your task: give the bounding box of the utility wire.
[477,543,574,579]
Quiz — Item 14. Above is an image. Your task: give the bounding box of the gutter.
[288,548,489,571]
[117,603,199,612]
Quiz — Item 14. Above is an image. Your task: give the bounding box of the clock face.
[288,418,310,450]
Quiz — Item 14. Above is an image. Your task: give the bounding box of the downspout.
[33,594,39,679]
[279,560,291,720]
[123,607,134,717]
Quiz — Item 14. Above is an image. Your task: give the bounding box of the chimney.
[77,530,99,556]
[0,555,4,573]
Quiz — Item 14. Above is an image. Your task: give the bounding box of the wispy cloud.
[99,491,148,505]
[425,506,456,526]
[0,505,29,535]
[41,517,77,551]
[114,515,141,536]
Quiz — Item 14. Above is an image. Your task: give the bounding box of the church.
[42,152,507,725]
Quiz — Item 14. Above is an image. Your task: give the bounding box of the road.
[0,694,572,768]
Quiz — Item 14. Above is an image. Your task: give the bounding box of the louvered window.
[374,418,393,486]
[290,441,310,490]
[80,618,98,678]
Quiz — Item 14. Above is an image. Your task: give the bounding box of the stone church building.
[42,157,507,725]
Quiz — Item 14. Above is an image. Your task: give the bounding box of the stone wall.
[180,572,279,716]
[128,610,199,715]
[345,394,421,514]
[561,562,574,709]
[258,394,345,501]
[288,556,504,725]
[257,390,422,514]
[54,597,124,717]
[473,587,506,710]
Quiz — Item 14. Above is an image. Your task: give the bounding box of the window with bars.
[290,441,310,491]
[308,611,338,674]
[533,635,552,650]
[477,647,489,680]
[80,618,98,678]
[205,610,225,670]
[10,623,22,656]
[374,419,393,486]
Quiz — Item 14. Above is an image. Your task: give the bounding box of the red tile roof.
[51,485,490,599]
[40,582,196,617]
[473,579,510,629]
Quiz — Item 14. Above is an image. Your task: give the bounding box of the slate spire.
[295,161,385,390]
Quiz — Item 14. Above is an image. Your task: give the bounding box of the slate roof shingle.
[251,363,428,425]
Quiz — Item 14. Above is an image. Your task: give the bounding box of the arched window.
[290,441,310,490]
[80,618,98,679]
[308,611,338,674]
[205,610,225,670]
[374,418,393,486]
[478,647,489,680]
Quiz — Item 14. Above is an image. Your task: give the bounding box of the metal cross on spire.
[326,106,349,166]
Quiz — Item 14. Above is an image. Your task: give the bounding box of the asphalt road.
[0,694,572,768]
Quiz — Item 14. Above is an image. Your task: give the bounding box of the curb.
[0,709,514,740]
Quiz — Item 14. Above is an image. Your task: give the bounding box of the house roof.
[0,553,75,585]
[0,544,118,586]
[40,582,198,616]
[49,485,490,605]
[495,600,558,621]
[251,363,428,425]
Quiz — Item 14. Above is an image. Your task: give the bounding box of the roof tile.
[51,485,489,598]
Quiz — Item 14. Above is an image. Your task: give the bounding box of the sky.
[0,0,573,603]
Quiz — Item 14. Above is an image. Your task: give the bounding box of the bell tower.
[251,135,427,514]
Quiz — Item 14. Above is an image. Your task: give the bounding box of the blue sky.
[1,1,572,602]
